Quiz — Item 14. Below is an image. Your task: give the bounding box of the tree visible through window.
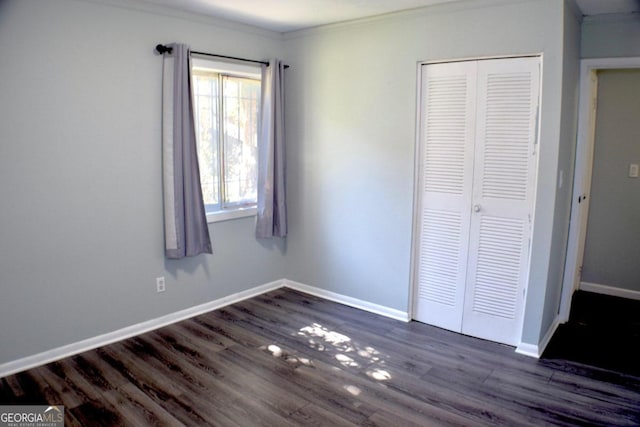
[192,62,261,216]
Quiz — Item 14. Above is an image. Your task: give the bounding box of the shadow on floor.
[542,291,640,377]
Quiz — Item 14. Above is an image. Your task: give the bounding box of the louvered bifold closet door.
[461,57,540,345]
[414,61,477,332]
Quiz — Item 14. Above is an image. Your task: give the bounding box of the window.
[191,58,261,222]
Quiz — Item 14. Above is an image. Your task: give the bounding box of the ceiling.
[139,0,640,32]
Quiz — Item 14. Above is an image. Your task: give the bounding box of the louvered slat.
[481,72,533,201]
[419,210,462,306]
[424,75,468,195]
[471,216,525,319]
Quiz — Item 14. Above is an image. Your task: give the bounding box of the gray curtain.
[256,59,287,238]
[161,43,212,258]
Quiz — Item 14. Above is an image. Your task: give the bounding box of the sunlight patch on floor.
[343,385,362,396]
[267,344,282,357]
[299,324,351,346]
[296,322,393,381]
[366,368,391,381]
[259,343,314,366]
[335,353,358,367]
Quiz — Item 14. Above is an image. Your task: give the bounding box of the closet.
[413,57,540,346]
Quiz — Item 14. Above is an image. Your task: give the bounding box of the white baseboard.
[0,278,412,378]
[580,282,640,301]
[515,342,539,358]
[284,279,410,322]
[0,279,285,379]
[515,315,561,358]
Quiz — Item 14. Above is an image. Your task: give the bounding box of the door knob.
[473,204,481,213]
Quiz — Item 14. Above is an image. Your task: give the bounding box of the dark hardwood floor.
[544,291,640,377]
[1,288,639,426]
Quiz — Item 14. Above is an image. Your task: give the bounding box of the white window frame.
[191,57,261,223]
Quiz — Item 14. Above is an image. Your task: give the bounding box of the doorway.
[560,57,640,320]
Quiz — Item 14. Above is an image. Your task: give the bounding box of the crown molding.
[283,0,536,40]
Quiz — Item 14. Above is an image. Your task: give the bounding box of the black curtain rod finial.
[155,44,172,55]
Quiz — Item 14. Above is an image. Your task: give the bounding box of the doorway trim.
[559,56,640,322]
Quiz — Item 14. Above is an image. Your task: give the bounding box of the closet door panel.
[462,57,540,345]
[414,61,476,332]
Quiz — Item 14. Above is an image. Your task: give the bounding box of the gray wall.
[582,14,640,59]
[0,0,286,365]
[0,0,581,366]
[582,69,640,292]
[539,0,581,341]
[283,0,571,346]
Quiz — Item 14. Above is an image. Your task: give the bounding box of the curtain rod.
[155,44,289,69]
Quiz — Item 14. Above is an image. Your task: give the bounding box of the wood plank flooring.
[1,288,639,426]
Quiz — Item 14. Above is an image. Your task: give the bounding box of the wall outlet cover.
[156,277,166,292]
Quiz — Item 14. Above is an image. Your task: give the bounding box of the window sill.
[206,207,257,224]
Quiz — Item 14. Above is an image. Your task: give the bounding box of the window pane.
[222,75,260,207]
[192,72,220,208]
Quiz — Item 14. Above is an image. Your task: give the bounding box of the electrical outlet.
[156,276,166,293]
[629,163,639,178]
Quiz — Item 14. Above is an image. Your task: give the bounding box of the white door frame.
[559,57,640,322]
